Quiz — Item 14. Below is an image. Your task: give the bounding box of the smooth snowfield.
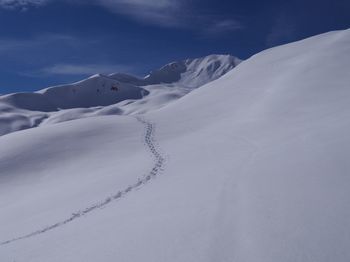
[0,116,165,246]
[1,30,350,261]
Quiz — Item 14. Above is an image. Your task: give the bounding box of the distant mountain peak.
[0,54,241,136]
[143,54,241,88]
[107,54,241,88]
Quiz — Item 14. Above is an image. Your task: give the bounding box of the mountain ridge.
[0,54,240,136]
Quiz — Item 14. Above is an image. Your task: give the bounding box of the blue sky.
[0,0,349,94]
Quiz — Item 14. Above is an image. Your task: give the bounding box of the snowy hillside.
[0,54,239,136]
[1,29,350,262]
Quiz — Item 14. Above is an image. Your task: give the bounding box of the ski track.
[0,116,166,246]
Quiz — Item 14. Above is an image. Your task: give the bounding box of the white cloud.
[0,0,50,9]
[39,63,132,76]
[0,0,242,35]
[0,0,186,27]
[91,0,243,33]
[90,0,184,27]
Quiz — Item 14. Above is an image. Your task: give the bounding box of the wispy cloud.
[198,18,243,37]
[0,0,185,26]
[0,34,88,68]
[0,0,50,9]
[0,0,242,36]
[38,63,132,76]
[0,34,109,76]
[86,0,189,28]
[0,34,132,77]
[91,0,243,33]
[0,34,79,54]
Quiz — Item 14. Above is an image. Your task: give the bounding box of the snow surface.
[0,54,239,136]
[0,30,350,261]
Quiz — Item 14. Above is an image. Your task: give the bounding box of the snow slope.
[0,74,147,135]
[0,54,239,136]
[0,30,350,261]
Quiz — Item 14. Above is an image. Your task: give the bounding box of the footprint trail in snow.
[0,116,166,246]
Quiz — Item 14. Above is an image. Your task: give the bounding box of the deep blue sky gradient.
[0,0,349,94]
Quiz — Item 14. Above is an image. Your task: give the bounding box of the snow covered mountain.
[142,54,241,87]
[0,54,240,136]
[1,30,350,262]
